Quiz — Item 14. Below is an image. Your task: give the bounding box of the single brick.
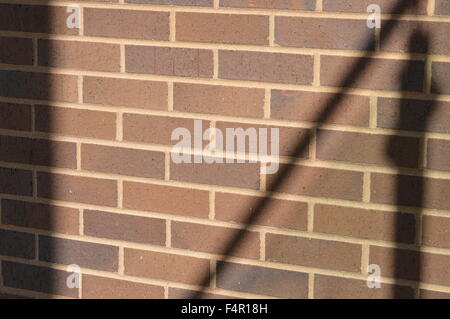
[125,45,213,78]
[420,289,450,299]
[2,261,78,298]
[314,204,415,243]
[124,248,210,285]
[37,172,118,207]
[220,0,316,10]
[0,102,31,131]
[266,164,364,201]
[0,167,33,196]
[323,0,428,15]
[0,135,76,168]
[126,0,213,6]
[377,98,450,134]
[314,275,414,299]
[316,129,420,168]
[123,181,209,218]
[266,233,362,272]
[39,235,119,271]
[83,76,167,109]
[84,210,166,245]
[169,288,236,299]
[84,8,169,40]
[427,139,450,171]
[38,40,120,72]
[216,261,308,298]
[219,50,314,84]
[1,200,79,235]
[275,17,374,50]
[369,246,450,286]
[271,90,370,127]
[176,12,269,45]
[371,173,450,210]
[174,83,265,118]
[171,221,260,258]
[35,105,116,140]
[0,229,35,259]
[321,56,424,92]
[435,0,450,15]
[215,192,308,230]
[0,70,78,102]
[82,274,164,299]
[432,62,450,95]
[422,216,450,249]
[0,36,33,65]
[81,144,165,179]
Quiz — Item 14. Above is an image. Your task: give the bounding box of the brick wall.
[0,0,449,299]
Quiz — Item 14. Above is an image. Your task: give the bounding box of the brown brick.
[0,102,31,131]
[84,76,167,109]
[0,36,33,65]
[35,105,116,140]
[0,4,79,35]
[171,160,260,189]
[276,17,374,50]
[174,83,265,118]
[381,21,450,54]
[215,121,310,158]
[127,0,212,6]
[216,261,308,298]
[38,40,120,72]
[215,192,308,230]
[176,13,269,45]
[422,216,450,249]
[0,229,35,259]
[432,62,450,94]
[371,173,450,210]
[420,289,450,299]
[125,45,213,78]
[37,172,117,207]
[1,200,79,235]
[436,0,450,15]
[82,274,164,299]
[169,288,236,299]
[314,204,415,243]
[81,144,165,179]
[321,56,424,92]
[0,167,32,196]
[316,130,420,168]
[369,246,450,286]
[314,275,414,299]
[427,139,450,171]
[84,8,169,40]
[271,90,370,127]
[84,210,166,245]
[123,113,209,147]
[171,221,260,258]
[266,233,362,272]
[323,0,428,14]
[219,50,314,84]
[39,236,119,271]
[220,0,316,10]
[2,261,78,298]
[0,70,78,102]
[124,248,210,285]
[0,135,76,168]
[123,181,209,218]
[266,164,363,201]
[377,98,450,134]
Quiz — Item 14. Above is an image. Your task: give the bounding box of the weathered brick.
[220,0,316,10]
[436,0,450,15]
[0,167,32,196]
[323,0,428,15]
[432,62,450,94]
[422,216,450,249]
[0,229,35,259]
[427,139,450,171]
[0,102,31,131]
[0,36,33,65]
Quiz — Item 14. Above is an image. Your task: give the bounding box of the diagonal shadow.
[193,0,423,299]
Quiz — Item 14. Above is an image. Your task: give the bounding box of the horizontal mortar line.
[1,65,450,102]
[4,0,450,22]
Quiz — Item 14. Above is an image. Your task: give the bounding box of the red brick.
[84,8,169,40]
[436,0,450,15]
[171,221,260,258]
[84,209,166,245]
[432,62,450,94]
[169,288,236,299]
[422,216,450,249]
[84,76,167,109]
[176,13,269,45]
[215,192,308,230]
[323,0,428,14]
[0,167,33,196]
[219,50,314,84]
[127,0,212,6]
[266,233,362,272]
[220,0,316,10]
[123,181,209,218]
[427,139,450,171]
[174,83,265,118]
[1,200,79,235]
[0,229,35,259]
[420,289,450,299]
[0,102,31,131]
[124,248,210,285]
[0,36,33,65]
